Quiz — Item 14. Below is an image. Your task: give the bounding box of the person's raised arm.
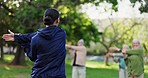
[14,32,36,43]
[2,30,36,43]
[66,44,85,51]
[123,49,143,56]
[113,53,124,57]
[109,47,121,52]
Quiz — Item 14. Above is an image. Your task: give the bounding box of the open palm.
[2,30,14,41]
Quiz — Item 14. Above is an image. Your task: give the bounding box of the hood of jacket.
[37,26,59,40]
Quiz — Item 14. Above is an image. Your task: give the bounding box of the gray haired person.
[122,39,144,78]
[66,39,87,78]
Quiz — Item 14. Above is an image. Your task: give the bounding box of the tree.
[10,45,25,65]
[80,0,148,65]
[96,18,147,65]
[130,0,148,13]
[98,0,148,13]
[0,41,4,61]
[0,6,14,60]
[0,0,100,65]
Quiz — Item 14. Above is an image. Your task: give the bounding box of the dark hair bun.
[44,16,54,25]
[43,8,59,25]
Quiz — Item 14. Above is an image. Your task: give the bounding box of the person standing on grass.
[2,8,66,78]
[122,39,144,78]
[106,44,129,78]
[66,39,87,78]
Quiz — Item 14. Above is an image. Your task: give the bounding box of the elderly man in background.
[66,39,87,78]
[122,39,144,78]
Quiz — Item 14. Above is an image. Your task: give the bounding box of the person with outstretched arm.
[2,8,66,78]
[122,39,144,78]
[66,39,87,78]
[106,44,129,78]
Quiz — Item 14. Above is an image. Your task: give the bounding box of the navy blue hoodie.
[14,26,66,78]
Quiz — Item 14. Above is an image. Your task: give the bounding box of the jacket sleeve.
[70,46,85,51]
[113,53,124,57]
[14,32,37,43]
[126,49,144,56]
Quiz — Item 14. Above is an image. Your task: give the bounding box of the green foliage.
[60,8,100,45]
[0,0,101,46]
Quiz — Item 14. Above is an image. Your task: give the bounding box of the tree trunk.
[10,45,25,65]
[0,40,4,61]
[99,42,110,66]
[104,49,110,66]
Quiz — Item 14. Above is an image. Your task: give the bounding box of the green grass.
[66,59,119,78]
[0,55,148,78]
[0,65,31,78]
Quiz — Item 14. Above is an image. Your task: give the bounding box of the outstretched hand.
[109,47,120,51]
[2,30,14,41]
[66,44,71,49]
[106,53,114,57]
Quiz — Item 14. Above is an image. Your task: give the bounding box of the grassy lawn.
[0,55,148,78]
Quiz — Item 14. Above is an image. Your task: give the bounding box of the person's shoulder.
[57,27,66,32]
[55,27,66,35]
[57,26,64,30]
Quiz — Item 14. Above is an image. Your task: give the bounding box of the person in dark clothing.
[2,8,66,78]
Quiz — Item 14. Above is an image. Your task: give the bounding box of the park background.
[0,0,148,78]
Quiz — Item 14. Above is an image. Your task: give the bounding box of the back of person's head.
[78,39,84,44]
[43,8,59,25]
[122,44,129,49]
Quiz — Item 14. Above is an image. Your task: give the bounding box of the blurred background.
[0,0,148,78]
